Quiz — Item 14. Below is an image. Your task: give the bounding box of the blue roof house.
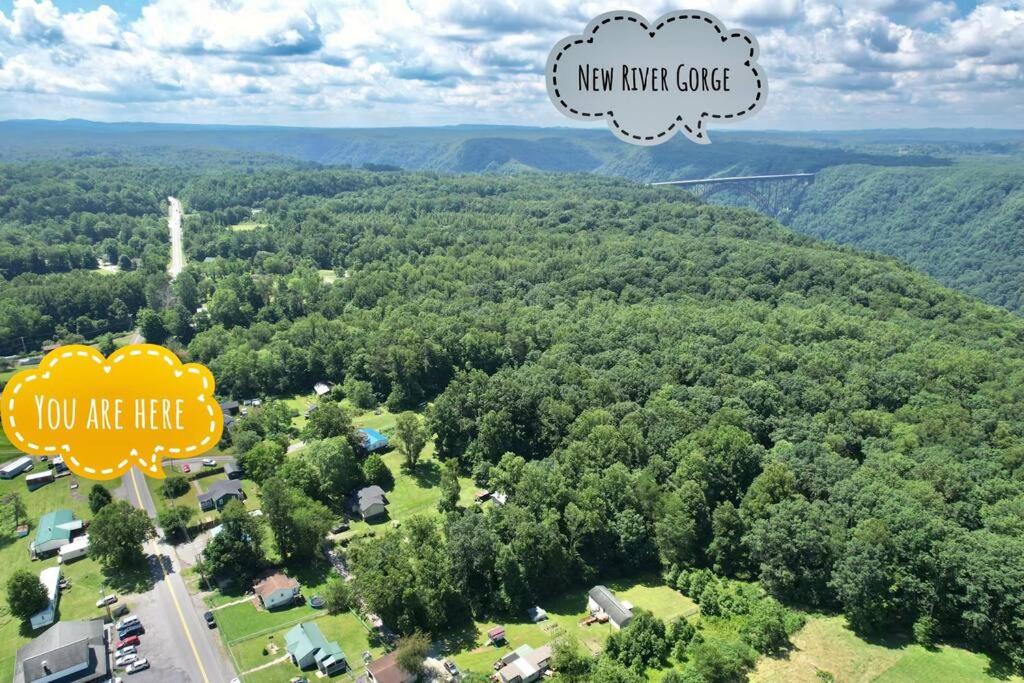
[358,428,389,454]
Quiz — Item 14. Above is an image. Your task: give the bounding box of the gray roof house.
[198,479,245,511]
[350,485,387,520]
[588,585,633,630]
[13,619,108,683]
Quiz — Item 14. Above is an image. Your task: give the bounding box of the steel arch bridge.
[650,173,816,218]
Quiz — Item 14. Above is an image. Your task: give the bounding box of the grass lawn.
[0,469,134,682]
[750,615,1022,683]
[229,610,383,677]
[318,269,339,284]
[445,575,698,676]
[228,220,267,232]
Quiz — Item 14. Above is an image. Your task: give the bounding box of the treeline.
[166,169,1024,672]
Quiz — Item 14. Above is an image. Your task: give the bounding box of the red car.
[182,463,191,473]
[115,635,140,649]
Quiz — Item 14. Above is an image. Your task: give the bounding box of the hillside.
[168,169,1024,678]
[789,161,1024,313]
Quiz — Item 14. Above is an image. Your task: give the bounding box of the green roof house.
[285,621,347,675]
[31,509,83,557]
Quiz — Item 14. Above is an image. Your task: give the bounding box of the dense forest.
[789,161,1024,313]
[157,169,1024,675]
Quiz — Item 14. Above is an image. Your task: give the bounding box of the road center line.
[129,467,212,683]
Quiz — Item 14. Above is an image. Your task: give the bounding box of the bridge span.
[651,172,816,218]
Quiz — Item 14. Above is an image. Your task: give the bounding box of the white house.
[588,585,633,630]
[253,571,301,611]
[30,567,62,630]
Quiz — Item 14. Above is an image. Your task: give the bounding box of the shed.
[488,625,507,644]
[32,509,82,556]
[223,460,243,480]
[253,571,300,610]
[58,534,90,563]
[0,456,33,479]
[313,381,334,397]
[285,621,347,675]
[219,400,240,415]
[30,566,62,630]
[358,428,389,454]
[588,585,633,630]
[26,469,55,489]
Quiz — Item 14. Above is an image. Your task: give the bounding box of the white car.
[115,653,138,667]
[115,645,137,658]
[95,594,117,608]
[116,615,139,630]
[202,458,216,467]
[126,659,150,674]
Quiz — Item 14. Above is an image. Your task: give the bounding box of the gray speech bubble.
[546,10,767,145]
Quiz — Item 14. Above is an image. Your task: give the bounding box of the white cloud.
[0,0,1020,128]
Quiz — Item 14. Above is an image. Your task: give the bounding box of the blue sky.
[0,0,1021,129]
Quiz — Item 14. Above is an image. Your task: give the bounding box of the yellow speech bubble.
[1,344,223,480]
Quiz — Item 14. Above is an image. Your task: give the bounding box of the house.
[0,456,33,479]
[588,585,633,630]
[349,485,387,520]
[219,400,240,415]
[496,644,553,683]
[223,460,243,480]
[26,469,55,490]
[13,619,108,683]
[365,650,416,683]
[31,509,83,557]
[58,534,90,563]
[313,381,334,397]
[30,566,62,630]
[357,428,389,454]
[253,571,300,610]
[488,625,506,645]
[197,479,244,511]
[285,621,347,675]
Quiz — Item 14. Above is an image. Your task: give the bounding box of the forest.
[2,155,1023,679]
[157,168,1024,676]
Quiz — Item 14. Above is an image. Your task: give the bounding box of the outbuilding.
[26,469,55,490]
[587,585,633,630]
[0,456,33,479]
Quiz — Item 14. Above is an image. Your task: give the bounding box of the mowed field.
[0,433,138,681]
[751,615,1024,683]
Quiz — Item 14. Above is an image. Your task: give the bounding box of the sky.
[0,0,1021,130]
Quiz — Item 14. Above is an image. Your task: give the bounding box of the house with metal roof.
[357,428,389,454]
[197,479,244,511]
[31,509,83,557]
[30,566,62,630]
[0,456,33,479]
[13,619,108,683]
[587,585,633,630]
[497,643,553,683]
[284,621,347,675]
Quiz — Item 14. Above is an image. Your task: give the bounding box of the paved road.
[168,196,185,280]
[118,468,237,683]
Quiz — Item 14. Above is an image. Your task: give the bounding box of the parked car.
[182,463,191,473]
[204,611,216,628]
[202,458,216,467]
[114,635,140,649]
[331,520,349,534]
[116,615,139,630]
[444,660,460,676]
[126,659,149,674]
[114,645,137,657]
[114,653,137,667]
[96,594,117,608]
[118,623,144,638]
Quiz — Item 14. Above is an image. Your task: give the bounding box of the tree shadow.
[406,460,440,488]
[283,554,334,590]
[985,655,1017,680]
[435,621,485,657]
[102,556,157,594]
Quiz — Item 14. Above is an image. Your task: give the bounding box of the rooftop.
[366,650,413,683]
[285,621,345,664]
[253,571,299,598]
[589,585,633,626]
[197,479,243,504]
[14,619,108,683]
[35,509,78,546]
